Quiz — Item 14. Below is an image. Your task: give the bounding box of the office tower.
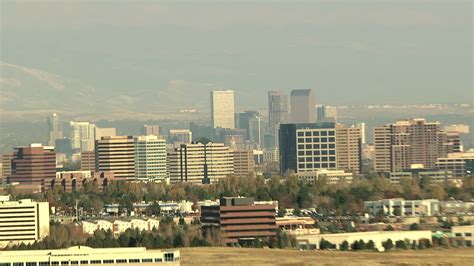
[95,127,117,140]
[268,91,288,134]
[95,136,135,180]
[9,144,56,188]
[143,124,161,136]
[0,195,49,248]
[134,135,167,182]
[279,122,337,175]
[224,135,245,150]
[290,89,316,123]
[70,121,96,152]
[211,90,235,128]
[1,154,13,186]
[316,105,337,122]
[168,129,193,147]
[47,113,63,146]
[168,141,233,184]
[445,132,462,153]
[189,122,215,141]
[232,149,255,177]
[235,111,262,146]
[356,123,366,144]
[54,138,73,157]
[373,118,446,172]
[336,124,362,174]
[80,151,96,171]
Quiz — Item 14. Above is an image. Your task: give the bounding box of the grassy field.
[180,247,474,265]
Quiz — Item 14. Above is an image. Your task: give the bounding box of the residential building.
[143,124,161,136]
[134,135,167,182]
[168,141,234,184]
[364,198,440,217]
[47,113,62,146]
[452,225,473,247]
[70,121,96,152]
[436,150,474,178]
[0,195,49,248]
[235,111,262,146]
[95,136,135,180]
[211,90,235,129]
[279,122,337,175]
[95,127,117,140]
[8,144,56,189]
[316,105,337,122]
[373,119,446,172]
[336,124,362,174]
[290,89,316,123]
[201,197,277,244]
[81,150,96,171]
[0,246,180,265]
[445,132,462,153]
[268,90,288,134]
[168,129,192,147]
[232,149,255,177]
[297,169,353,184]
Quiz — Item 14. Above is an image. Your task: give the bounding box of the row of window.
[0,255,177,266]
[298,163,336,169]
[297,131,335,137]
[454,232,473,237]
[298,157,336,162]
[298,144,336,150]
[298,150,335,156]
[297,137,335,143]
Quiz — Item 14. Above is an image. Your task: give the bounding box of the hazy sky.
[1,1,472,109]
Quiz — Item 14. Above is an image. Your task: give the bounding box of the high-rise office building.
[279,123,337,175]
[232,149,255,177]
[134,135,167,182]
[1,154,13,186]
[316,105,337,122]
[211,90,235,129]
[168,141,233,184]
[47,113,63,146]
[0,195,50,248]
[336,124,362,174]
[373,119,447,172]
[290,89,316,123]
[143,125,161,136]
[70,121,96,152]
[95,127,117,140]
[268,91,288,134]
[95,136,135,180]
[235,111,262,146]
[168,129,193,147]
[356,122,367,144]
[80,151,96,171]
[9,144,56,188]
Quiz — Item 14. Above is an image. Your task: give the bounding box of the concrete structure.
[436,150,474,178]
[8,144,56,189]
[276,217,319,236]
[297,169,353,184]
[70,121,96,152]
[451,225,473,247]
[134,135,167,181]
[143,124,161,136]
[96,136,135,180]
[211,90,235,129]
[80,150,96,171]
[52,171,114,192]
[364,198,440,217]
[231,149,255,177]
[0,196,49,248]
[0,246,180,265]
[268,90,288,135]
[168,129,192,147]
[82,218,161,236]
[168,141,233,184]
[95,127,117,140]
[290,89,316,123]
[279,123,337,175]
[297,230,432,251]
[235,111,262,147]
[47,113,63,146]
[373,119,447,172]
[316,105,337,122]
[201,197,277,244]
[336,124,362,174]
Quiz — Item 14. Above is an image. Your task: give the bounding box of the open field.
[180,247,474,265]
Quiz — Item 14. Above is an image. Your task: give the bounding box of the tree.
[395,240,406,249]
[383,239,394,251]
[145,202,161,216]
[366,240,375,250]
[392,208,401,216]
[409,223,420,231]
[340,240,349,251]
[385,225,394,231]
[319,239,334,250]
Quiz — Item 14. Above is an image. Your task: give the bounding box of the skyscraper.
[95,136,135,180]
[143,125,161,136]
[356,122,366,144]
[290,89,316,123]
[268,91,288,134]
[95,127,117,140]
[47,113,62,146]
[316,105,337,122]
[134,135,167,181]
[211,90,235,129]
[336,124,362,174]
[70,121,96,152]
[168,129,193,147]
[235,111,262,146]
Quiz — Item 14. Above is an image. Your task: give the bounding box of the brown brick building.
[51,171,114,192]
[201,197,277,245]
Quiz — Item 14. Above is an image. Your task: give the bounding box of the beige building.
[70,121,96,152]
[297,169,353,184]
[0,195,50,248]
[134,135,167,182]
[232,149,255,177]
[0,246,180,265]
[374,119,446,172]
[95,127,117,140]
[365,198,440,217]
[211,90,235,129]
[168,129,193,147]
[143,124,160,136]
[80,150,96,171]
[336,124,362,174]
[168,142,233,184]
[452,225,473,247]
[95,136,135,180]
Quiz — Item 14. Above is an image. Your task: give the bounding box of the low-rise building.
[276,216,319,236]
[365,198,440,217]
[297,169,353,184]
[0,246,180,265]
[82,219,162,236]
[451,225,474,247]
[440,200,474,214]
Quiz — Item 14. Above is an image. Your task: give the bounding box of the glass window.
[52,263,59,266]
[142,259,153,263]
[306,163,312,168]
[298,138,304,143]
[297,132,304,136]
[103,260,114,264]
[306,157,313,162]
[305,138,311,142]
[80,261,88,265]
[90,261,101,264]
[329,150,335,155]
[322,163,328,168]
[305,151,312,155]
[321,150,328,155]
[13,263,24,266]
[71,262,78,266]
[313,151,320,156]
[329,163,336,168]
[328,131,335,136]
[26,263,37,266]
[321,157,328,162]
[298,164,305,168]
[329,144,335,149]
[305,132,311,136]
[305,144,312,149]
[328,137,335,142]
[321,144,327,149]
[321,131,328,136]
[154,259,163,263]
[298,157,304,162]
[129,259,140,263]
[329,157,336,161]
[61,262,69,266]
[466,233,472,237]
[116,260,127,264]
[0,263,10,266]
[314,163,321,168]
[314,157,320,162]
[313,144,320,149]
[298,144,304,149]
[164,253,175,262]
[321,137,328,142]
[298,151,304,156]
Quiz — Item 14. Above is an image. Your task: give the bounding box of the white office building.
[364,198,440,217]
[134,136,167,182]
[70,121,96,151]
[211,90,235,129]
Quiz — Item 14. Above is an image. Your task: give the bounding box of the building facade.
[297,169,353,184]
[290,89,316,123]
[95,127,117,140]
[70,121,96,152]
[95,136,135,180]
[134,135,167,181]
[142,124,161,136]
[9,144,56,188]
[268,90,288,134]
[232,149,255,177]
[235,111,262,147]
[47,113,63,146]
[168,129,193,147]
[336,124,362,174]
[364,198,440,217]
[211,90,235,129]
[80,151,96,171]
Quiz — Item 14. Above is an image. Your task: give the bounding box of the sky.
[1,0,472,110]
